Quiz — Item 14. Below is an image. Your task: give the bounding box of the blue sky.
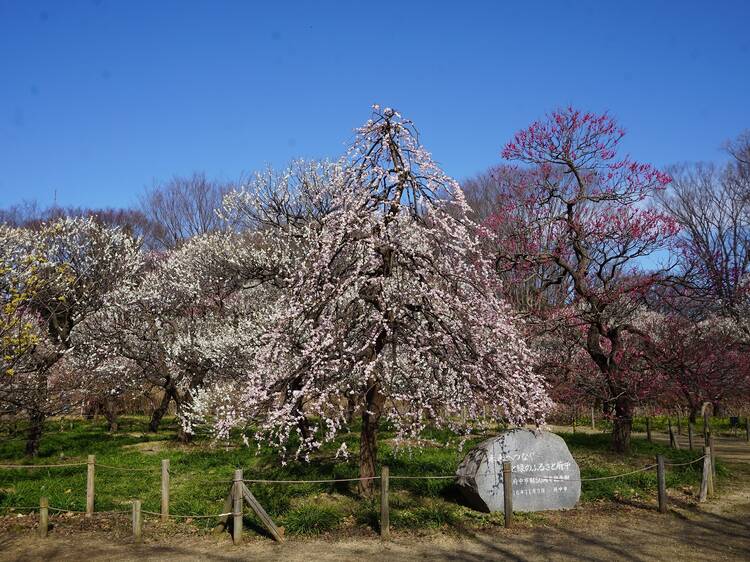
[1,0,748,209]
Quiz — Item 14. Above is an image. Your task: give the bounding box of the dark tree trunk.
[149,390,172,432]
[713,402,723,418]
[689,407,698,424]
[612,397,633,453]
[104,398,119,432]
[359,383,385,497]
[25,413,45,457]
[344,395,356,424]
[83,402,97,420]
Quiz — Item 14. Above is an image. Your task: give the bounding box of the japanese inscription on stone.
[456,429,581,512]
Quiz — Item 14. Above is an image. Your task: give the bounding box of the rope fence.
[0,462,88,469]
[0,446,719,542]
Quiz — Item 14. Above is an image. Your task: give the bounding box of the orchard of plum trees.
[1,106,748,490]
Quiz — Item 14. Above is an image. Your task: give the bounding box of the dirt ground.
[2,431,749,562]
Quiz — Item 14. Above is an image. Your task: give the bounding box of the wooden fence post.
[746,417,750,443]
[502,461,513,528]
[86,455,95,517]
[656,455,667,513]
[39,497,48,538]
[232,469,243,545]
[708,433,716,482]
[161,459,169,522]
[132,499,142,543]
[706,446,715,497]
[688,422,694,451]
[380,465,390,539]
[646,417,652,442]
[699,446,710,502]
[703,410,710,447]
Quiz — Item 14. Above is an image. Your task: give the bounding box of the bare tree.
[660,133,750,323]
[140,172,233,249]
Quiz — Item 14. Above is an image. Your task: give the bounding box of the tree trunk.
[713,402,723,418]
[359,383,385,497]
[173,391,193,444]
[149,390,172,432]
[25,413,45,457]
[689,407,698,424]
[104,397,119,432]
[612,397,633,453]
[344,395,356,424]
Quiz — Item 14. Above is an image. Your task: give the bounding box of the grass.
[0,416,722,537]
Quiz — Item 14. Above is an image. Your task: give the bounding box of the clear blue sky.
[1,0,748,209]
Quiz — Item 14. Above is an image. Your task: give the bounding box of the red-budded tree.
[489,107,678,452]
[638,310,750,419]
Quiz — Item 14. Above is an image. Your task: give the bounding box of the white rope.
[243,476,380,484]
[664,455,706,467]
[0,463,87,469]
[141,510,233,519]
[96,463,161,472]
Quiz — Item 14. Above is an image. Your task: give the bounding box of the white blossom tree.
[189,107,550,495]
[0,218,142,455]
[75,231,271,438]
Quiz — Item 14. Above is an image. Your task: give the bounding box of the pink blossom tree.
[490,107,677,452]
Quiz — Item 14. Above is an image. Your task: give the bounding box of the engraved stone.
[456,429,580,512]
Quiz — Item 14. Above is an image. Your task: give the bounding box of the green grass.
[282,503,344,535]
[0,416,720,536]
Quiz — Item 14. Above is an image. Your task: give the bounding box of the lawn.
[0,416,717,537]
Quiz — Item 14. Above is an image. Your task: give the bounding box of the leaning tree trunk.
[359,383,386,497]
[149,390,172,432]
[25,412,45,457]
[612,397,633,453]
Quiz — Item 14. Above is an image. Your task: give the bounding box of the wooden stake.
[380,465,390,539]
[703,410,710,447]
[213,491,233,534]
[709,433,716,482]
[646,417,652,442]
[699,447,710,502]
[656,455,667,513]
[232,469,243,545]
[241,483,284,542]
[745,417,749,443]
[132,499,142,543]
[502,461,513,528]
[161,459,169,522]
[86,455,95,517]
[39,497,48,538]
[688,422,694,451]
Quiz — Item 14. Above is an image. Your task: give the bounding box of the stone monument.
[456,428,580,512]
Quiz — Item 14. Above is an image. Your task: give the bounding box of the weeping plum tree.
[189,107,550,495]
[489,107,677,453]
